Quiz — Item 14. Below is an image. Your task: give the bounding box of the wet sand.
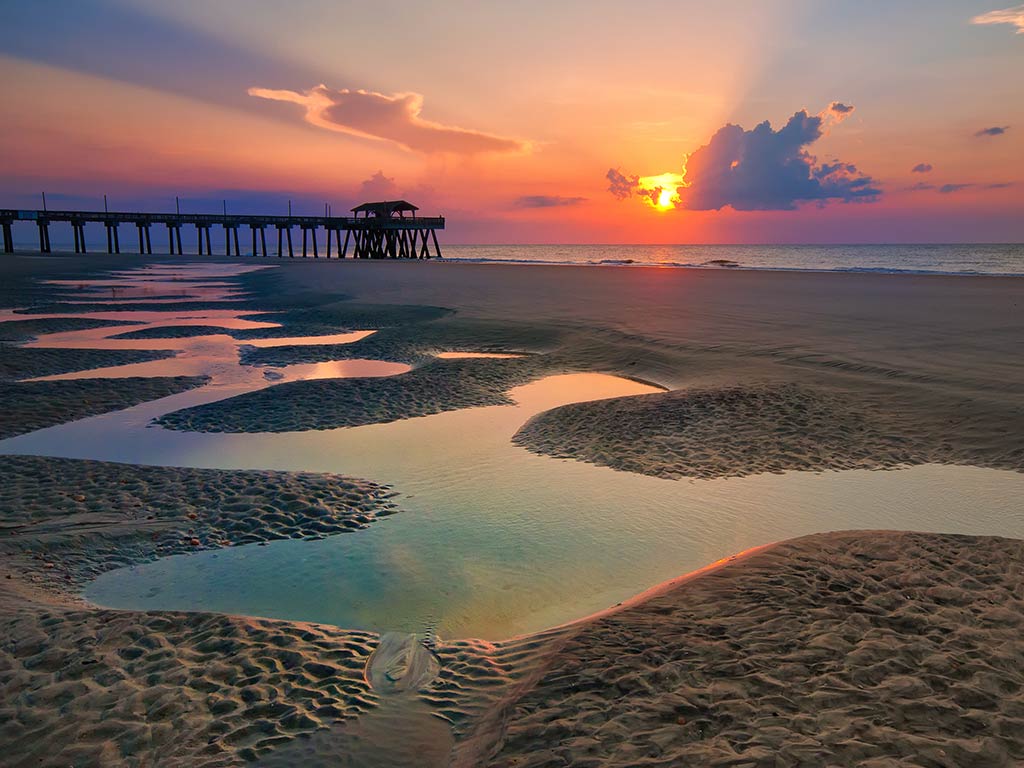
[0,253,1022,766]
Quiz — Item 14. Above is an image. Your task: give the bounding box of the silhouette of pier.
[0,200,444,259]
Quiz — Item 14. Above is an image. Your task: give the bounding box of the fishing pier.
[0,200,444,259]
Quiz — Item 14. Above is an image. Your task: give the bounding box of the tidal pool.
[2,372,1021,640]
[4,262,1023,641]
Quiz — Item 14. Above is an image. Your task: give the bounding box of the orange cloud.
[971,4,1024,34]
[248,84,528,155]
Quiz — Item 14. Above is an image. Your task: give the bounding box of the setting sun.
[638,172,685,211]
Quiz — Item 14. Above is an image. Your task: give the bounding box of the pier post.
[233,227,240,257]
[276,226,283,258]
[137,224,145,254]
[113,224,120,254]
[38,222,50,253]
[224,225,231,256]
[431,229,441,258]
[175,226,183,255]
[106,224,113,254]
[80,224,87,253]
[260,227,267,257]
[251,225,257,257]
[205,227,212,255]
[2,222,12,253]
[341,229,350,258]
[73,223,81,253]
[144,225,152,254]
[326,227,332,258]
[286,227,294,258]
[302,227,308,258]
[311,228,318,258]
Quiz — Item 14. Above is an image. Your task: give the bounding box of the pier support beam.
[38,221,51,253]
[105,222,119,254]
[224,225,240,257]
[2,222,13,254]
[167,224,183,255]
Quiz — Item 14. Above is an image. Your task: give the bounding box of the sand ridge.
[0,455,401,595]
[472,531,1024,767]
[513,381,1024,479]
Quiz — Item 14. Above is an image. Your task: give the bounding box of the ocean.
[443,243,1024,276]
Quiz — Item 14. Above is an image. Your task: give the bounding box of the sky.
[1,0,1022,244]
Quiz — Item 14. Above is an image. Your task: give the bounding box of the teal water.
[1,373,1021,639]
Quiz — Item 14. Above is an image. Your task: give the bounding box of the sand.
[0,455,400,592]
[1,253,1022,766]
[0,346,178,381]
[0,316,140,342]
[513,381,1024,478]
[0,455,404,766]
[0,377,209,439]
[466,531,1024,768]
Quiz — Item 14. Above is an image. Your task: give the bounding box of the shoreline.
[5,247,1024,279]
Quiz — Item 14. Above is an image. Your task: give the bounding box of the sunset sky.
[1,0,1022,243]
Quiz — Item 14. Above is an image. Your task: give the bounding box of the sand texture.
[0,255,1022,766]
[0,604,380,767]
[109,325,249,339]
[0,317,140,342]
[0,455,400,592]
[472,531,1024,768]
[514,382,1024,478]
[0,377,209,439]
[0,346,176,380]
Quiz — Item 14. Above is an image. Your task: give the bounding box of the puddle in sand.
[2,371,1021,640]
[3,262,1024,643]
[243,330,376,347]
[434,351,525,359]
[43,264,269,302]
[11,264,399,386]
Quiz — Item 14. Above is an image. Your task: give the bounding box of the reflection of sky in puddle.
[243,330,376,347]
[5,261,1024,641]
[1,371,1021,640]
[43,264,269,303]
[435,351,525,359]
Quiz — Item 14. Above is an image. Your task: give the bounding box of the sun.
[638,172,685,211]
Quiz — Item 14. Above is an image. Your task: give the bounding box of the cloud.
[248,85,528,154]
[911,163,933,173]
[829,102,854,115]
[907,181,1014,193]
[359,170,399,200]
[971,5,1024,34]
[674,109,880,211]
[975,125,1010,137]
[514,195,587,208]
[606,168,640,199]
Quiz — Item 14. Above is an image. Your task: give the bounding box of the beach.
[1,253,1022,766]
